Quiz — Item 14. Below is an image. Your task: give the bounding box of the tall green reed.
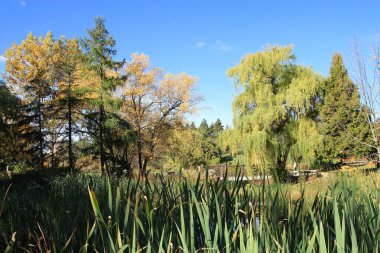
[0,172,379,252]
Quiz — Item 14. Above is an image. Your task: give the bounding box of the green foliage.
[81,17,118,78]
[213,118,224,134]
[319,53,373,164]
[81,17,123,174]
[0,81,37,169]
[1,172,380,252]
[223,45,324,178]
[197,119,225,165]
[165,119,226,169]
[54,37,85,171]
[166,127,204,168]
[198,119,210,137]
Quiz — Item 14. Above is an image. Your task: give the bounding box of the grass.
[0,170,380,252]
[286,171,380,200]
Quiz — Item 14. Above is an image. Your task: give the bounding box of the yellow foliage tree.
[5,32,58,167]
[54,37,86,170]
[121,53,199,174]
[166,127,204,169]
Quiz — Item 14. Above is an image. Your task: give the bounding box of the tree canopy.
[220,45,324,179]
[120,53,198,174]
[1,19,377,177]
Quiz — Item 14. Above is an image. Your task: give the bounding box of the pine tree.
[319,53,373,164]
[198,119,210,137]
[189,121,196,130]
[197,119,221,164]
[81,17,122,175]
[213,118,224,133]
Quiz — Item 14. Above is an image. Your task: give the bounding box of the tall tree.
[198,119,210,137]
[0,81,22,169]
[213,118,224,133]
[55,37,84,171]
[189,121,196,130]
[121,53,198,175]
[4,32,57,168]
[221,45,323,180]
[352,41,380,165]
[319,53,372,164]
[81,17,121,174]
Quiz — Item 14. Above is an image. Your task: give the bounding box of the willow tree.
[353,41,380,167]
[221,45,323,179]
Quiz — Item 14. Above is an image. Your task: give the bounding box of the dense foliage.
[221,46,324,179]
[1,18,199,175]
[319,53,373,165]
[0,18,377,178]
[166,119,227,169]
[1,172,380,252]
[1,10,380,253]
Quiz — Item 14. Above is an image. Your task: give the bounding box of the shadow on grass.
[0,167,72,189]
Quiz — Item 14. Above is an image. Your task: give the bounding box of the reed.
[0,172,379,252]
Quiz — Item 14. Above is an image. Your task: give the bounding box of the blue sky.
[1,0,379,126]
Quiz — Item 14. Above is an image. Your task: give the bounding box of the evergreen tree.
[319,53,373,164]
[189,121,196,130]
[213,118,224,133]
[0,80,38,169]
[198,119,210,137]
[81,17,122,175]
[197,119,222,164]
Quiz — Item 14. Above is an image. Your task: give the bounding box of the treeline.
[1,19,378,177]
[0,18,200,175]
[166,118,229,169]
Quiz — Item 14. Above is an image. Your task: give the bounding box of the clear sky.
[1,0,379,126]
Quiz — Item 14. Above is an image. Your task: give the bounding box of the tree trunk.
[68,75,74,172]
[38,98,44,168]
[99,68,109,176]
[51,141,55,168]
[137,140,143,174]
[110,145,116,174]
[142,157,149,181]
[276,158,288,182]
[143,158,148,172]
[274,145,291,182]
[99,103,105,175]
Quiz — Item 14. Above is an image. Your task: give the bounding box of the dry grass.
[287,171,380,201]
